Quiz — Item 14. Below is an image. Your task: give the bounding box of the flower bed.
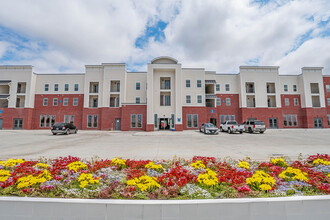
[0,154,329,199]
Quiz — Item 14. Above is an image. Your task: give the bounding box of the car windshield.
[255,121,265,125]
[53,123,65,127]
[205,123,215,127]
[227,121,237,125]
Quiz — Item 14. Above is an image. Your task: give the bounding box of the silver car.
[200,123,219,135]
[243,120,266,134]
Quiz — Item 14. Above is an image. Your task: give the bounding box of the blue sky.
[0,0,329,74]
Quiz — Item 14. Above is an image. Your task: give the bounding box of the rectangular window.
[136,82,140,90]
[93,115,98,128]
[285,98,289,106]
[45,84,49,92]
[187,114,192,128]
[216,84,220,92]
[73,98,78,106]
[284,85,288,92]
[197,80,202,88]
[186,80,190,88]
[43,98,48,106]
[70,115,74,124]
[137,114,142,128]
[131,114,136,128]
[54,84,58,92]
[220,115,225,124]
[63,98,68,106]
[326,85,330,93]
[45,115,50,127]
[225,115,230,121]
[293,115,297,126]
[165,95,171,106]
[51,115,55,126]
[288,115,292,126]
[74,84,79,91]
[87,115,93,127]
[216,98,221,106]
[186,95,191,104]
[193,114,198,128]
[197,95,202,104]
[283,115,288,126]
[231,115,235,120]
[294,98,299,106]
[293,85,297,92]
[136,97,140,104]
[226,98,231,106]
[53,98,58,106]
[40,115,45,127]
[154,114,158,128]
[65,84,69,91]
[64,115,70,123]
[328,115,330,126]
[225,84,230,91]
[327,98,330,106]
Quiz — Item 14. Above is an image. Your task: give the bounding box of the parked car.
[51,123,78,135]
[220,120,244,134]
[243,120,266,134]
[199,123,219,135]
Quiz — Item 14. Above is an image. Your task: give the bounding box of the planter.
[0,195,329,220]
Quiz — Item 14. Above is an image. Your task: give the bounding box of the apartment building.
[0,56,329,131]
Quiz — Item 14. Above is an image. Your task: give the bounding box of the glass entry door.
[13,118,23,130]
[314,118,323,128]
[269,118,278,129]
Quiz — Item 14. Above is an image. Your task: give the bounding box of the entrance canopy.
[151,56,178,64]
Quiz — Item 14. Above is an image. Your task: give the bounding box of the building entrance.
[314,118,323,128]
[269,118,278,129]
[210,118,217,126]
[159,118,170,130]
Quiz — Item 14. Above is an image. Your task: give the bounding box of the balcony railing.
[110,87,120,92]
[16,102,25,108]
[89,102,98,108]
[246,88,255,93]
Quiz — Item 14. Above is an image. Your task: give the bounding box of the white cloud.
[0,0,329,75]
[0,41,11,58]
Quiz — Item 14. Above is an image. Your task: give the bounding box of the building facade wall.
[0,58,329,131]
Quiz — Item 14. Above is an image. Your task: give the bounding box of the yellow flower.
[127,175,160,191]
[190,160,206,169]
[33,163,50,169]
[4,159,25,167]
[328,173,330,178]
[246,170,275,191]
[112,158,126,167]
[271,158,288,167]
[145,162,163,171]
[0,170,11,182]
[197,169,219,186]
[0,161,4,166]
[313,158,330,166]
[259,184,272,191]
[279,167,308,182]
[67,161,87,172]
[16,170,52,189]
[238,161,250,170]
[77,173,99,188]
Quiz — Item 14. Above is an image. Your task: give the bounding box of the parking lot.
[0,129,329,161]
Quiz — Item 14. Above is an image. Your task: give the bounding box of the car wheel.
[74,129,78,134]
[248,128,252,133]
[204,130,206,134]
[260,131,264,134]
[240,131,243,134]
[65,129,69,135]
[220,128,223,132]
[227,129,231,134]
[52,133,56,135]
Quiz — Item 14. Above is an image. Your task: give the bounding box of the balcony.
[246,95,255,108]
[206,99,215,107]
[312,96,321,107]
[246,82,255,93]
[205,84,215,94]
[267,95,276,108]
[110,81,120,92]
[310,83,319,94]
[0,99,8,108]
[160,92,171,106]
[89,95,98,108]
[16,96,25,108]
[267,83,276,93]
[17,82,26,94]
[160,77,171,90]
[110,94,120,107]
[89,82,99,93]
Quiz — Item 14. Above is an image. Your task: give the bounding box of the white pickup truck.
[220,120,244,134]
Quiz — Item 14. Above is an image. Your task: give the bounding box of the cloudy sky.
[0,0,329,75]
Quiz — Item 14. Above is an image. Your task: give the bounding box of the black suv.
[51,123,78,135]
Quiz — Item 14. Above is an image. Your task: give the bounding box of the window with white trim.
[226,98,231,106]
[53,98,58,106]
[186,80,190,88]
[284,85,288,92]
[136,97,140,104]
[216,84,220,92]
[197,80,202,88]
[186,95,191,104]
[326,85,330,93]
[65,84,69,91]
[186,114,198,128]
[73,98,78,106]
[294,98,299,106]
[285,98,289,106]
[40,115,55,128]
[131,114,142,128]
[293,85,297,92]
[44,84,49,92]
[64,115,74,124]
[43,98,48,106]
[283,114,297,127]
[220,115,235,124]
[136,82,140,90]
[63,98,68,106]
[225,84,230,91]
[216,98,221,106]
[54,84,58,92]
[327,115,330,126]
[87,115,98,128]
[327,98,330,106]
[197,95,202,104]
[74,84,79,91]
